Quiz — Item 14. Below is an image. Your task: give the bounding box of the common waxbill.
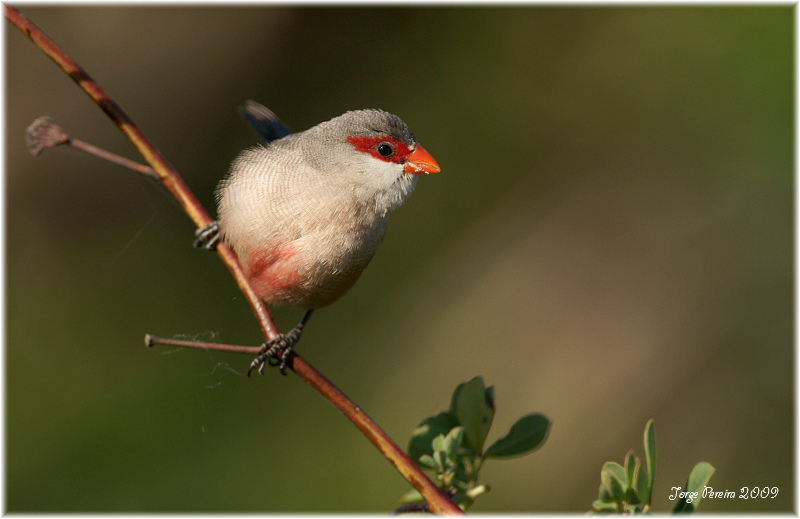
[196,101,440,374]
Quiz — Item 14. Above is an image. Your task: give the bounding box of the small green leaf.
[443,426,464,461]
[591,499,619,513]
[602,463,627,502]
[601,461,628,498]
[597,482,611,503]
[683,461,716,494]
[448,425,465,443]
[449,381,467,415]
[484,413,550,458]
[433,449,445,469]
[624,450,636,486]
[398,488,424,505]
[485,385,495,410]
[408,411,459,465]
[632,461,648,505]
[643,419,656,505]
[672,461,715,513]
[453,377,495,452]
[453,484,490,511]
[622,503,640,514]
[432,433,446,453]
[418,454,438,469]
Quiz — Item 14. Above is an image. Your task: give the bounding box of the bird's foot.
[193,221,220,250]
[247,310,314,377]
[247,328,302,376]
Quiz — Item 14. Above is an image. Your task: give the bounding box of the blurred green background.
[5,5,793,513]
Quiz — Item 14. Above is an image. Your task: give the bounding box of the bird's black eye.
[376,142,395,158]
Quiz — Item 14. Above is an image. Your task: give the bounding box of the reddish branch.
[6,4,462,515]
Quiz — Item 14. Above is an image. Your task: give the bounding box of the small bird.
[196,101,440,374]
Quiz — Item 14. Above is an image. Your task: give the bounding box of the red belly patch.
[245,244,303,304]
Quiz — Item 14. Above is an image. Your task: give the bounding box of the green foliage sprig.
[590,419,715,514]
[401,377,550,511]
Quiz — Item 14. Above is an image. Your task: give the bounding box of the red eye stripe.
[346,135,413,164]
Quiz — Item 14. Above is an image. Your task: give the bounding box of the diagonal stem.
[6,5,462,515]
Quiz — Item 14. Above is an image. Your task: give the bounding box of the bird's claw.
[193,221,220,250]
[247,311,313,377]
[247,329,300,376]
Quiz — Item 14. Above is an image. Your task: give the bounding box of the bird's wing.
[238,100,292,144]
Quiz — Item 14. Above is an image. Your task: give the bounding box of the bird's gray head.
[300,109,439,214]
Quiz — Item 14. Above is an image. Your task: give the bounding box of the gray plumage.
[216,105,438,310]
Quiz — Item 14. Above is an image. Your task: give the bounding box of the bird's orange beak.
[404,144,441,174]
